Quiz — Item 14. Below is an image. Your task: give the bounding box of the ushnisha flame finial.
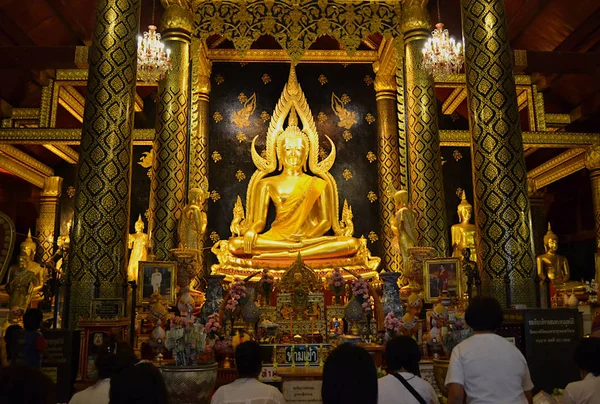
[288,106,299,127]
[287,63,299,95]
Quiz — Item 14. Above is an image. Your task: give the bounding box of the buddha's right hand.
[243,230,257,254]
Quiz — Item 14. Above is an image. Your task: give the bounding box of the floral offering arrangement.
[225,278,247,312]
[384,312,401,336]
[329,268,346,304]
[165,317,207,366]
[204,313,222,339]
[441,311,473,355]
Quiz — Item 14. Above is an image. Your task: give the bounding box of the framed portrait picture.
[137,261,177,305]
[424,258,462,303]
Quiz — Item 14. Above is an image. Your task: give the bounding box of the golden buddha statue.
[127,215,148,282]
[537,223,585,293]
[178,188,209,253]
[212,65,380,278]
[451,191,477,262]
[390,190,417,271]
[13,231,44,293]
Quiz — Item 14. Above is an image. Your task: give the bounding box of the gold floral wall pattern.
[331,92,357,129]
[193,1,401,64]
[207,63,381,262]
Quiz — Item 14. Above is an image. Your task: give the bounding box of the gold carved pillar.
[374,41,402,272]
[68,0,140,327]
[36,176,63,263]
[462,0,535,307]
[401,0,448,255]
[585,146,600,284]
[149,3,192,260]
[188,38,211,285]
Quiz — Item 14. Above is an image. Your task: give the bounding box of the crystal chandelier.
[422,0,464,76]
[137,0,171,82]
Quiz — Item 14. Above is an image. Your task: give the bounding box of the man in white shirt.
[445,296,534,404]
[211,341,285,404]
[69,350,115,404]
[562,337,600,404]
[378,336,439,404]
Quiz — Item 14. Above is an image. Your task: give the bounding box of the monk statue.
[451,191,477,262]
[390,190,417,271]
[127,215,148,282]
[212,64,380,277]
[178,188,209,253]
[537,223,585,293]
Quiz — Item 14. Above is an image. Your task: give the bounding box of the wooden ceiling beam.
[58,85,85,123]
[519,51,600,75]
[555,7,600,52]
[0,46,80,70]
[509,0,552,41]
[527,148,586,190]
[43,0,92,45]
[42,144,78,164]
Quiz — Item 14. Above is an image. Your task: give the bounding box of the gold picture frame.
[137,261,177,305]
[424,258,462,303]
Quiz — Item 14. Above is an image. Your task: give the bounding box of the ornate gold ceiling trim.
[441,87,466,115]
[0,154,46,188]
[527,148,586,190]
[439,130,600,148]
[58,86,85,123]
[43,144,79,164]
[0,144,53,177]
[0,128,154,145]
[192,0,401,65]
[206,48,378,63]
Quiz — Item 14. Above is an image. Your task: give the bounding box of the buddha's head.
[277,107,309,171]
[457,191,473,223]
[544,223,559,253]
[20,230,36,261]
[394,190,409,208]
[189,187,209,205]
[135,215,145,233]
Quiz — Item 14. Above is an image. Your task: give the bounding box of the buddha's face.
[546,238,558,253]
[135,222,144,233]
[460,207,472,222]
[281,134,306,169]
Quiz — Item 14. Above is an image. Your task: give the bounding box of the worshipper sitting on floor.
[445,296,534,404]
[110,362,168,404]
[322,343,378,404]
[23,308,47,369]
[378,336,439,404]
[561,337,600,404]
[211,340,284,404]
[0,365,55,404]
[68,349,116,404]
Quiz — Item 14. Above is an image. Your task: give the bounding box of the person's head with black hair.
[235,340,262,378]
[465,296,504,332]
[4,324,22,361]
[23,308,43,332]
[109,362,168,404]
[94,349,116,380]
[113,342,139,373]
[0,365,55,404]
[574,337,600,378]
[385,336,422,376]
[322,343,378,404]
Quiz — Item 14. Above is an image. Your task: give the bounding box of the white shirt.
[68,378,110,404]
[378,372,440,404]
[211,378,285,404]
[445,333,534,404]
[562,373,600,404]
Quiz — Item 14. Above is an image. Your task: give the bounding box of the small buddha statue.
[451,191,477,262]
[5,252,39,313]
[178,188,209,254]
[461,248,481,301]
[537,223,585,293]
[390,190,417,271]
[127,215,148,282]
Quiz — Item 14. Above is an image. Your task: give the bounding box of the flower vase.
[200,275,226,324]
[380,272,404,319]
[345,296,363,336]
[242,287,260,329]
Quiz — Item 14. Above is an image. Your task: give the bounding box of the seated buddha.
[213,64,379,275]
[227,108,360,260]
[536,223,585,294]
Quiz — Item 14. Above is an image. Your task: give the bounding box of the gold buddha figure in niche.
[537,223,585,292]
[212,65,380,277]
[451,191,477,262]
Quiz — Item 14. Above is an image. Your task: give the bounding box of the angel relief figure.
[232,92,257,128]
[331,92,357,130]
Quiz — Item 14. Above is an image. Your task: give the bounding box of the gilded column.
[401,0,448,255]
[36,176,63,263]
[149,3,192,260]
[585,146,600,284]
[68,0,140,327]
[374,41,402,272]
[462,0,535,306]
[189,38,211,285]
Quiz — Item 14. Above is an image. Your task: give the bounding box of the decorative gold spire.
[288,106,298,127]
[136,214,144,227]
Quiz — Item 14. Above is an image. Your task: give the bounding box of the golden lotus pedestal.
[211,252,379,281]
